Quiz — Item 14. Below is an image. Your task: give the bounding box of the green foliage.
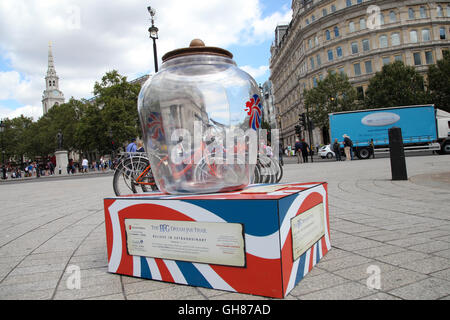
[365,61,431,108]
[427,51,450,113]
[304,72,358,131]
[1,70,141,163]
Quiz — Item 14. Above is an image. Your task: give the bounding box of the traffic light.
[295,125,301,136]
[299,113,306,128]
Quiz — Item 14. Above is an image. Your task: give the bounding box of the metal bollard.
[388,127,408,181]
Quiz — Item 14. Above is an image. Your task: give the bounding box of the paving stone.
[333,261,397,281]
[430,269,450,281]
[289,272,349,297]
[316,254,373,272]
[388,277,450,300]
[353,244,406,258]
[297,281,375,300]
[126,285,200,300]
[360,268,428,291]
[408,241,450,253]
[398,256,450,274]
[376,251,429,266]
[358,292,401,300]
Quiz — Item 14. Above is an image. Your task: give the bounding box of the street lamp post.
[0,120,6,180]
[305,105,314,163]
[147,6,159,73]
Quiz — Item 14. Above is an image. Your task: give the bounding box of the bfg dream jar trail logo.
[245,94,263,130]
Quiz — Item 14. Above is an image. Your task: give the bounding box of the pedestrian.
[278,143,284,166]
[369,139,375,159]
[82,157,89,173]
[126,138,137,153]
[300,139,309,163]
[136,140,145,152]
[333,138,342,161]
[343,134,353,161]
[265,142,273,158]
[294,140,302,164]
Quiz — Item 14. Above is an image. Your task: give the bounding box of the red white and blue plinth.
[103,182,331,299]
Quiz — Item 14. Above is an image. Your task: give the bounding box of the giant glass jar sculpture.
[138,39,262,194]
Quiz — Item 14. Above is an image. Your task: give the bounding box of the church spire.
[47,41,57,77]
[42,41,64,115]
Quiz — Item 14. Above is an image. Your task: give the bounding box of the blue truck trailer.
[329,105,450,159]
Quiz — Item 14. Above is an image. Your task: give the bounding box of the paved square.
[0,154,449,300]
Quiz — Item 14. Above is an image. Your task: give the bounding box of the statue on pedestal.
[56,130,63,150]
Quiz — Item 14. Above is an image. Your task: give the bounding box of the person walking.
[369,139,375,159]
[136,140,145,152]
[343,134,353,161]
[301,139,309,163]
[278,143,284,166]
[333,138,342,161]
[294,140,302,164]
[82,157,89,173]
[126,138,137,153]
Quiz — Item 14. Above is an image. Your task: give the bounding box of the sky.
[0,0,292,121]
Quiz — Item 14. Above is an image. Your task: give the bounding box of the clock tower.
[42,42,65,114]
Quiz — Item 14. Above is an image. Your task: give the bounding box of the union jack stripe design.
[147,112,165,140]
[104,182,330,298]
[245,94,263,130]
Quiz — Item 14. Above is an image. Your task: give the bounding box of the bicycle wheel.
[271,157,283,183]
[113,157,151,196]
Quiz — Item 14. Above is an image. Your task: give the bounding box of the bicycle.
[112,152,158,196]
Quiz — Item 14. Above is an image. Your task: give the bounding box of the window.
[422,29,430,41]
[336,46,343,57]
[440,27,446,40]
[331,5,336,13]
[394,54,403,62]
[380,13,385,25]
[437,5,443,17]
[323,8,327,17]
[328,50,334,61]
[310,57,315,70]
[425,51,434,64]
[351,42,359,54]
[313,77,318,87]
[312,15,316,22]
[338,67,345,75]
[413,52,422,65]
[334,26,340,37]
[326,30,331,40]
[410,30,418,43]
[354,63,362,76]
[420,6,427,18]
[390,11,397,23]
[315,36,319,46]
[346,0,352,7]
[308,39,312,48]
[448,5,450,17]
[391,33,400,46]
[360,18,366,30]
[408,8,415,20]
[349,21,355,33]
[365,60,373,73]
[382,57,391,65]
[356,87,364,100]
[317,54,322,66]
[306,18,310,25]
[362,39,370,51]
[357,0,363,4]
[379,35,388,48]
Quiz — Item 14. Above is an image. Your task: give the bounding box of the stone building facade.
[270,0,450,149]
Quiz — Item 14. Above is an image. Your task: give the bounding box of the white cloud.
[240,65,270,80]
[0,0,292,120]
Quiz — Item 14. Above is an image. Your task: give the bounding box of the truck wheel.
[442,142,450,155]
[358,147,371,160]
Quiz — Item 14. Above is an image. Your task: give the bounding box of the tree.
[365,61,430,108]
[427,51,450,113]
[304,72,358,132]
[93,70,142,153]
